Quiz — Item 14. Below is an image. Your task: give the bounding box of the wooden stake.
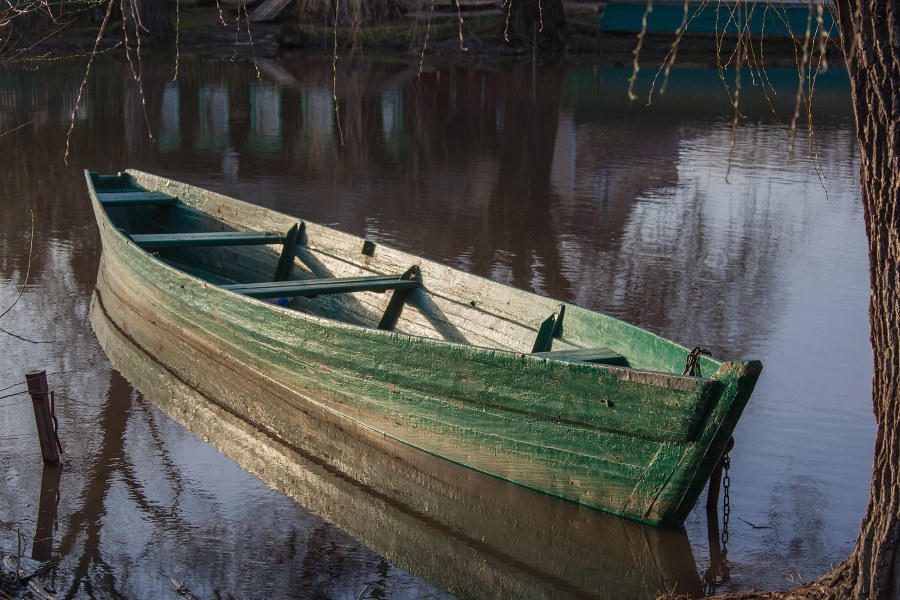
[25,370,60,465]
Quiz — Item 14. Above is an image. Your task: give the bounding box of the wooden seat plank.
[98,191,177,207]
[92,174,128,188]
[530,347,629,367]
[223,274,421,299]
[132,231,283,249]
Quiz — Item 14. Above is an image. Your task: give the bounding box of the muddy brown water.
[0,54,872,599]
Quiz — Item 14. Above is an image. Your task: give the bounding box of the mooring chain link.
[683,346,712,377]
[721,452,731,545]
[703,448,733,595]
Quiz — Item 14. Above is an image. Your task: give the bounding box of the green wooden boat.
[86,169,762,527]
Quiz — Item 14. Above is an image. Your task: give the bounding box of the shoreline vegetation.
[2,0,836,68]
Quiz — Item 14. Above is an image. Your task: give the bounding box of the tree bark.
[832,0,900,597]
[503,0,567,49]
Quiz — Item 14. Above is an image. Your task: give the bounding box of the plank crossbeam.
[98,191,178,207]
[131,231,283,249]
[223,274,421,299]
[530,347,629,367]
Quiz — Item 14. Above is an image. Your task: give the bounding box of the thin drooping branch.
[64,0,115,165]
[332,0,345,147]
[0,211,35,322]
[0,120,33,139]
[417,0,436,85]
[627,0,652,101]
[786,2,813,155]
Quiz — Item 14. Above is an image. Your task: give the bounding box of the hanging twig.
[0,325,52,344]
[787,1,814,156]
[0,119,33,139]
[64,0,114,165]
[453,0,467,51]
[0,211,35,322]
[417,0,435,85]
[627,0,652,102]
[332,0,345,147]
[241,1,261,81]
[647,0,710,101]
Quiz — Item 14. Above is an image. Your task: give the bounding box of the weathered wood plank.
[98,191,177,207]
[90,172,129,189]
[131,231,283,249]
[223,274,421,299]
[531,347,629,367]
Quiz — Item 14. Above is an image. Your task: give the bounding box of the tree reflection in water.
[0,54,869,598]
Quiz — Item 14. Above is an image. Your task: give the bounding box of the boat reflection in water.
[90,274,704,600]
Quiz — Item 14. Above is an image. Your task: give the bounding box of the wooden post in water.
[25,370,61,465]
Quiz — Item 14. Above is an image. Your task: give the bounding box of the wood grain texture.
[85,169,762,526]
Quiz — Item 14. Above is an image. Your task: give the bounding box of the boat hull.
[87,169,761,527]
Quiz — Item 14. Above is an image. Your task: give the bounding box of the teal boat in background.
[600,0,836,37]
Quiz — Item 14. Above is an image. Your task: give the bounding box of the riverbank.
[3,1,830,68]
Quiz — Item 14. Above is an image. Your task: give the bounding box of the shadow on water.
[89,279,704,600]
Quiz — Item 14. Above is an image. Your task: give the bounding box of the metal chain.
[683,346,712,377]
[704,447,733,595]
[721,453,731,546]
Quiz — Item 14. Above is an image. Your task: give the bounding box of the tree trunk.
[122,0,172,40]
[503,0,567,49]
[832,0,900,597]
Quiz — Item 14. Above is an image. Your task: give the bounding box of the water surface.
[0,54,871,598]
